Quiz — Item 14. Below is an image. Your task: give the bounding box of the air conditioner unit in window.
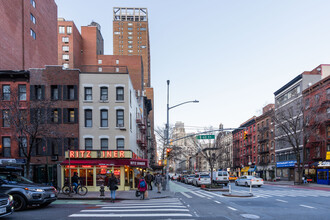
[51,155,58,161]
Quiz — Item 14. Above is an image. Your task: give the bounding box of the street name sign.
[196,135,215,139]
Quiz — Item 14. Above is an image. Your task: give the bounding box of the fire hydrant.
[100,185,105,197]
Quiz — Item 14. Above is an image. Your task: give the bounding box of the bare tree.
[1,88,62,179]
[273,98,326,184]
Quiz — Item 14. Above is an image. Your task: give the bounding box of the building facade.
[215,129,233,172]
[0,0,57,70]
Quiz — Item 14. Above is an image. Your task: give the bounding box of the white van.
[212,171,229,186]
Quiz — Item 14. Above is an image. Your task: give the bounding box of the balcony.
[258,137,269,143]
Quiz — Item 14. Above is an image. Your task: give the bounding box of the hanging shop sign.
[326,151,330,160]
[318,161,330,167]
[65,150,132,159]
[276,160,297,168]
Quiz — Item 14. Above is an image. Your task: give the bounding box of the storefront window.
[283,168,289,178]
[64,167,77,184]
[318,171,328,180]
[96,168,107,186]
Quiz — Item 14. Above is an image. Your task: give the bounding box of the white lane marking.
[81,209,190,212]
[227,206,237,211]
[97,203,182,206]
[276,199,288,203]
[198,190,224,198]
[181,192,192,198]
[69,213,193,217]
[299,205,316,209]
[195,191,214,198]
[101,205,186,209]
[214,201,221,204]
[190,191,206,198]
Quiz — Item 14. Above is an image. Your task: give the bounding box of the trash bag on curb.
[135,190,141,197]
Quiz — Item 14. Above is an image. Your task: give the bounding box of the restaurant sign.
[318,161,330,167]
[65,150,132,159]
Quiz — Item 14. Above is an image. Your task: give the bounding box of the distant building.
[0,0,58,70]
[215,126,233,172]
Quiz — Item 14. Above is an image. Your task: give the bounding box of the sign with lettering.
[130,160,147,167]
[276,160,297,168]
[326,152,330,160]
[65,150,132,159]
[318,161,330,167]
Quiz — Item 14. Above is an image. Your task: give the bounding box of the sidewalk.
[57,182,175,200]
[265,181,330,191]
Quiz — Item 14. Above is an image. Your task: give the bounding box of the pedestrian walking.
[107,173,118,203]
[154,173,162,193]
[138,176,147,200]
[145,172,153,190]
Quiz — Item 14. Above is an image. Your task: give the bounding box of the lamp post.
[165,80,199,188]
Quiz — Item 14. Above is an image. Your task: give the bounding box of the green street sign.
[196,135,215,139]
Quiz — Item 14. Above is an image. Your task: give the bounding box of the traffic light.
[166,148,172,158]
[243,131,248,140]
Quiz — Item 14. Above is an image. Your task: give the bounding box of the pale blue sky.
[55,0,330,132]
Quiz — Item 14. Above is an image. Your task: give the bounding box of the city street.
[4,181,330,220]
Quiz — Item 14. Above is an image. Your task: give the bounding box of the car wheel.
[12,194,27,211]
[245,182,248,187]
[224,183,228,186]
[258,185,261,187]
[235,181,238,186]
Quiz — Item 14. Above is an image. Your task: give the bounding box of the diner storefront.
[60,150,148,191]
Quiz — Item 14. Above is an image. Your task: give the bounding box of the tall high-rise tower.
[113,7,150,88]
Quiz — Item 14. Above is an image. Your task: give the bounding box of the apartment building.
[0,0,57,70]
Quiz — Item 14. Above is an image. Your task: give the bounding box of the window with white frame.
[101,138,108,150]
[116,87,124,101]
[100,87,108,101]
[85,138,93,150]
[63,63,69,69]
[67,26,72,34]
[128,50,133,53]
[116,67,119,72]
[128,32,133,35]
[62,54,69,60]
[84,87,92,101]
[116,138,124,149]
[84,109,92,127]
[18,85,26,101]
[116,59,119,64]
[62,46,69,52]
[2,85,10,100]
[62,37,69,43]
[116,110,124,127]
[98,67,102,72]
[59,26,65,34]
[100,109,108,127]
[98,60,102,64]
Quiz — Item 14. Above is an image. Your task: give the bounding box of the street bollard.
[100,185,105,197]
[249,182,252,194]
[229,184,232,194]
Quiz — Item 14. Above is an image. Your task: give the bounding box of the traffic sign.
[326,151,330,160]
[196,135,215,139]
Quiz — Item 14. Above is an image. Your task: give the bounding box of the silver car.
[184,175,195,184]
[192,173,211,187]
[235,175,264,187]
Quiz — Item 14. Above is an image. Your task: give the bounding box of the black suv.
[0,166,57,211]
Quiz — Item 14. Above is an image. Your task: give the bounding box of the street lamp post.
[165,80,199,188]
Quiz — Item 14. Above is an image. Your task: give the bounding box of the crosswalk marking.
[70,213,193,217]
[276,199,288,203]
[300,204,316,209]
[181,192,193,198]
[189,191,206,198]
[81,209,190,212]
[101,205,186,208]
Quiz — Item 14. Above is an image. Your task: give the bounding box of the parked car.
[184,175,195,184]
[0,166,57,211]
[235,175,264,187]
[192,173,211,187]
[212,171,229,186]
[171,174,179,181]
[229,175,238,181]
[181,175,188,183]
[0,193,14,217]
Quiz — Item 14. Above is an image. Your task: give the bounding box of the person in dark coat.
[71,172,79,193]
[138,176,147,200]
[107,173,118,203]
[145,172,153,190]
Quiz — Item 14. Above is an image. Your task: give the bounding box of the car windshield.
[200,175,209,178]
[0,173,34,184]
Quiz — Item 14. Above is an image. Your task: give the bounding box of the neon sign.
[67,150,132,159]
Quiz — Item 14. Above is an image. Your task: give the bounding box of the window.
[84,87,92,101]
[62,46,69,52]
[19,137,27,157]
[35,138,42,156]
[2,85,10,100]
[100,110,108,127]
[128,45,133,49]
[327,126,330,139]
[128,36,133,40]
[62,54,69,60]
[115,59,119,64]
[30,13,36,24]
[128,41,133,44]
[51,139,59,155]
[128,32,133,35]
[327,88,330,99]
[30,0,36,7]
[114,32,121,35]
[18,85,26,101]
[128,23,133,26]
[116,67,119,72]
[101,139,108,150]
[98,67,102,72]
[62,37,69,43]
[116,87,124,101]
[128,27,133,31]
[116,110,124,127]
[85,138,93,150]
[51,109,59,123]
[51,85,59,100]
[100,87,108,101]
[305,98,310,109]
[34,85,43,100]
[128,50,133,53]
[69,108,75,123]
[67,26,72,34]
[117,138,124,149]
[30,29,36,39]
[59,26,65,34]
[130,113,132,130]
[83,109,92,127]
[140,45,146,49]
[98,60,102,64]
[140,27,146,31]
[2,110,10,127]
[2,137,11,157]
[315,94,320,104]
[63,63,69,69]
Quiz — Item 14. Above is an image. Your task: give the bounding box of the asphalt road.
[3,181,330,220]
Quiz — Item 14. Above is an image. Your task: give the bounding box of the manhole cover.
[240,214,260,219]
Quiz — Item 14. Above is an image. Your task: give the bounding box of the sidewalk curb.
[57,195,172,200]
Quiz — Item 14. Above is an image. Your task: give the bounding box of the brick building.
[302,75,330,184]
[0,0,58,70]
[255,104,276,181]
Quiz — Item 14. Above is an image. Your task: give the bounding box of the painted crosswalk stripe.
[101,205,186,209]
[276,199,288,203]
[181,192,192,198]
[299,205,315,209]
[189,191,206,198]
[97,203,182,206]
[81,209,190,212]
[69,213,193,217]
[227,206,237,211]
[195,191,214,198]
[214,201,221,204]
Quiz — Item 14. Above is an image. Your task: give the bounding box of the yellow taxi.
[229,175,238,181]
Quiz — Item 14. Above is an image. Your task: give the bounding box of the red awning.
[61,159,148,168]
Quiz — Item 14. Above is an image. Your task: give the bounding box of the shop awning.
[61,159,148,168]
[241,166,250,172]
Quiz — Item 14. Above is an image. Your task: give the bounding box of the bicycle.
[62,181,88,196]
